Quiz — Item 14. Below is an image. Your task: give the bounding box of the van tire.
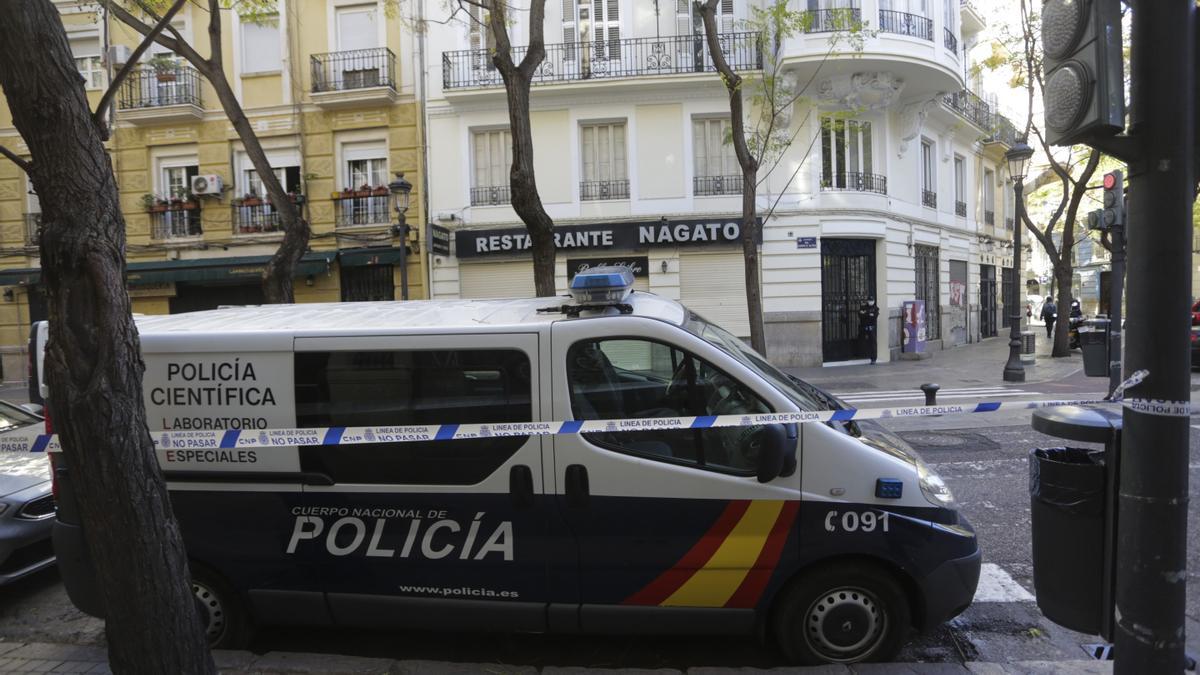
[191,565,253,650]
[773,562,910,665]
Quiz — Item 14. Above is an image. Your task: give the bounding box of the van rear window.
[294,349,532,485]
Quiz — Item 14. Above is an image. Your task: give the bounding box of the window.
[75,55,104,90]
[472,128,512,205]
[693,117,739,195]
[340,266,394,302]
[1002,177,1014,228]
[348,158,387,189]
[295,349,532,485]
[943,0,956,32]
[566,338,772,474]
[336,5,378,50]
[920,138,936,208]
[563,0,621,59]
[580,122,628,200]
[983,168,995,224]
[241,14,281,73]
[245,165,301,197]
[677,0,732,36]
[821,116,875,191]
[953,155,966,216]
[155,163,201,239]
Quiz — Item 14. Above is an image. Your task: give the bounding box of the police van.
[42,267,979,665]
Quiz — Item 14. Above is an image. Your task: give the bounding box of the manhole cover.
[896,431,1001,452]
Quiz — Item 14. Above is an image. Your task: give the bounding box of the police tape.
[0,397,1117,455]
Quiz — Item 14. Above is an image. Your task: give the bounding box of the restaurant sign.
[455,218,761,259]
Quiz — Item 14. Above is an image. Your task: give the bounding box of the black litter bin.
[1029,446,1107,635]
[1080,320,1110,377]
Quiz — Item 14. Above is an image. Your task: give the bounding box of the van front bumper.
[915,530,982,631]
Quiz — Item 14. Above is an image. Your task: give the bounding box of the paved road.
[0,345,1194,668]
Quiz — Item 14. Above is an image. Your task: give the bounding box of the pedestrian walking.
[858,298,880,364]
[1041,298,1057,338]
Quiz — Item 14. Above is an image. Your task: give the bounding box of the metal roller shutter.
[679,251,750,338]
[458,261,536,299]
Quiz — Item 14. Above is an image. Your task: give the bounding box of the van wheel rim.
[802,586,886,662]
[192,581,226,643]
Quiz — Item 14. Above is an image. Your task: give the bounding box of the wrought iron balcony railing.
[878,10,933,41]
[922,190,937,208]
[443,32,762,89]
[987,114,1020,146]
[150,202,202,239]
[118,65,202,109]
[334,193,391,226]
[1005,216,1014,229]
[232,195,303,235]
[471,185,511,206]
[580,179,630,201]
[23,214,40,247]
[944,27,958,53]
[694,175,743,196]
[803,7,862,33]
[312,48,396,92]
[821,171,888,195]
[984,209,995,225]
[955,200,967,217]
[943,89,992,129]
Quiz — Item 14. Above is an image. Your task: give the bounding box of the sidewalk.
[782,334,1084,395]
[0,641,1116,675]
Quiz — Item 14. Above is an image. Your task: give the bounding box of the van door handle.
[509,465,534,508]
[565,464,589,509]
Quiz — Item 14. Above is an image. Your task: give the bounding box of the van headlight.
[916,456,956,508]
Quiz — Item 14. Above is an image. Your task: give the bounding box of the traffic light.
[1087,170,1125,231]
[1041,0,1124,146]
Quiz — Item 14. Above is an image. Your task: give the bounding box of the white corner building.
[421,0,1020,367]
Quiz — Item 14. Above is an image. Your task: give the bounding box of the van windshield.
[683,312,827,412]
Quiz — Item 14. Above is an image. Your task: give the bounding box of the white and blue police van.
[41,267,979,665]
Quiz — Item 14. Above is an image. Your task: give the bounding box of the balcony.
[443,32,762,90]
[231,195,303,235]
[117,65,203,124]
[922,190,937,208]
[955,200,967,217]
[310,48,399,109]
[149,201,202,239]
[942,89,991,129]
[821,171,887,195]
[803,7,862,33]
[580,179,629,201]
[985,114,1020,148]
[694,175,743,197]
[944,28,958,54]
[984,210,995,226]
[23,214,40,247]
[333,191,391,227]
[471,185,511,207]
[1005,217,1014,229]
[878,10,933,41]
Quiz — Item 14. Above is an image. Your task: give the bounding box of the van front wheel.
[773,562,910,665]
[191,566,253,650]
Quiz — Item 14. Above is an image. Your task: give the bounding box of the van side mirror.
[756,424,791,483]
[20,403,43,416]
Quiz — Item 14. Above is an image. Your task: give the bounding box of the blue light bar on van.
[569,266,635,305]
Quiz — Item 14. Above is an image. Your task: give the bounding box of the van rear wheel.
[191,566,253,650]
[773,562,910,665]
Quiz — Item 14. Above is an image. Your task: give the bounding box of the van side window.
[566,339,771,474]
[294,349,532,485]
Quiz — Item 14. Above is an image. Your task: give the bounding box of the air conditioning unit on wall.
[190,174,223,196]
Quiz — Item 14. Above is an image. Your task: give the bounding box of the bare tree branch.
[0,145,32,174]
[93,0,188,141]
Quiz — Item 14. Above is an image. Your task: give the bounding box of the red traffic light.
[1103,173,1117,189]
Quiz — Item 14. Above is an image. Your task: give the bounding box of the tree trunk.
[1053,266,1073,357]
[489,0,556,297]
[741,174,766,356]
[0,4,214,674]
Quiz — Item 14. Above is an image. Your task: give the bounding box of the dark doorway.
[820,238,877,362]
[169,282,264,314]
[1001,266,1016,328]
[914,244,940,341]
[340,265,395,302]
[980,264,997,338]
[27,286,47,324]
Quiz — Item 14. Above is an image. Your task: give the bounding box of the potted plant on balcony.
[351,183,371,198]
[371,185,389,197]
[143,193,169,213]
[235,191,263,207]
[148,54,177,82]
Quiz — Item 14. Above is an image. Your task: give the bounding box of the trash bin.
[1080,319,1110,377]
[1029,447,1107,635]
[1020,331,1036,364]
[1029,405,1122,641]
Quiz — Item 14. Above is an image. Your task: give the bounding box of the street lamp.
[388,172,413,300]
[1003,140,1034,383]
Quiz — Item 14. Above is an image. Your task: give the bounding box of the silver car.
[0,400,54,584]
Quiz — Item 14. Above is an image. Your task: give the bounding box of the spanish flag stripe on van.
[621,499,750,606]
[723,500,801,608]
[661,500,785,607]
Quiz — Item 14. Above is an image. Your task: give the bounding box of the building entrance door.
[820,238,876,362]
[980,264,997,338]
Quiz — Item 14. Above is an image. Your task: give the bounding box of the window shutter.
[692,120,707,178]
[720,0,733,33]
[676,0,692,36]
[613,124,626,181]
[606,0,620,59]
[563,0,577,60]
[581,125,594,182]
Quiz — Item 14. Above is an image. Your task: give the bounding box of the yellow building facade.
[0,0,427,380]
